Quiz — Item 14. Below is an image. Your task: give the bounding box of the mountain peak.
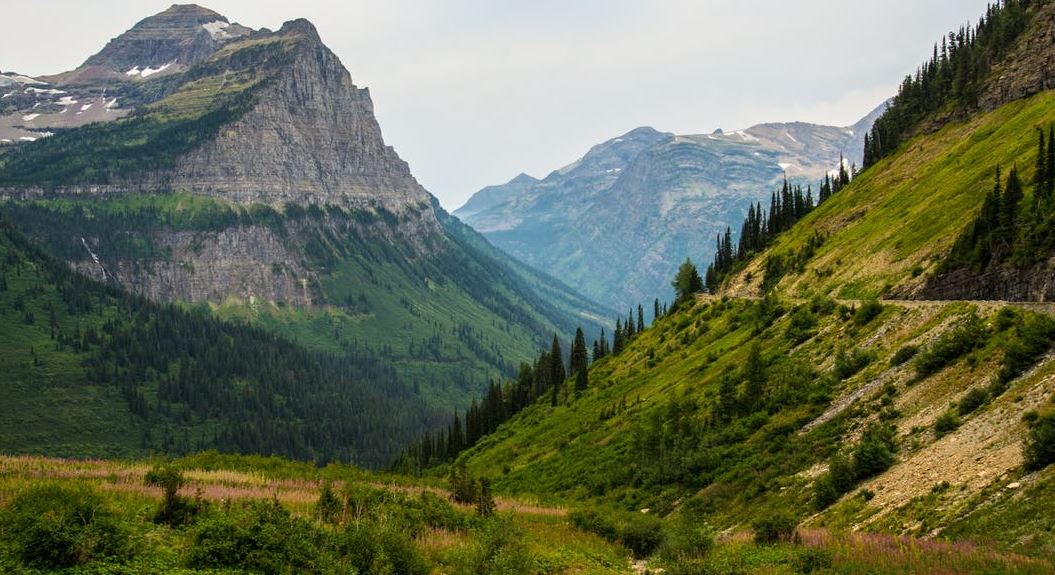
[278,18,321,40]
[79,3,250,75]
[509,173,539,185]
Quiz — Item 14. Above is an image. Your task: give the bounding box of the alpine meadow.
[3,2,1055,574]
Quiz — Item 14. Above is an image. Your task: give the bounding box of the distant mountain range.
[455,104,887,310]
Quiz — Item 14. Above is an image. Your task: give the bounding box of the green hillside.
[0,214,446,466]
[733,91,1055,299]
[0,194,609,410]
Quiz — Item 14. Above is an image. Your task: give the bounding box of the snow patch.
[58,96,78,106]
[0,139,12,144]
[24,87,65,95]
[19,136,37,142]
[1,74,46,85]
[785,131,799,144]
[80,103,93,112]
[612,138,624,143]
[21,113,40,122]
[126,62,174,78]
[140,62,173,77]
[605,168,623,174]
[105,98,119,110]
[1,92,11,99]
[202,20,231,40]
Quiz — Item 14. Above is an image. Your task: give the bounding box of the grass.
[730,90,1055,299]
[0,454,630,575]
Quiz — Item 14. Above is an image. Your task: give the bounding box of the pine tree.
[549,334,564,407]
[613,319,624,355]
[653,298,661,322]
[672,259,704,302]
[637,304,645,333]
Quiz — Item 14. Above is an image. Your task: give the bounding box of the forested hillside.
[0,214,444,466]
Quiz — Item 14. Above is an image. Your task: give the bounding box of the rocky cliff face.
[74,4,251,82]
[455,107,886,310]
[171,20,436,216]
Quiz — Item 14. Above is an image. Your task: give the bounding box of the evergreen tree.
[549,334,564,407]
[654,299,661,322]
[637,304,645,333]
[672,259,704,302]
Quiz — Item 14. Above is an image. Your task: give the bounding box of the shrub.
[785,306,818,344]
[341,523,429,575]
[852,424,896,480]
[145,462,200,527]
[448,461,477,504]
[658,512,715,562]
[890,345,919,367]
[315,481,342,523]
[999,314,1055,384]
[461,516,534,575]
[569,509,618,542]
[188,499,333,574]
[834,348,874,380]
[915,315,987,378]
[793,547,835,573]
[1024,412,1055,471]
[0,484,130,569]
[621,514,665,557]
[752,510,798,544]
[957,388,989,416]
[934,410,962,438]
[854,300,884,325]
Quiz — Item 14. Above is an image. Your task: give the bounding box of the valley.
[2,1,1055,574]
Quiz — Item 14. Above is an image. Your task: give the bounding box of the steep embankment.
[723,91,1055,300]
[460,293,1055,555]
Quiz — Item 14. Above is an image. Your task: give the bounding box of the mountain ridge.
[455,104,886,310]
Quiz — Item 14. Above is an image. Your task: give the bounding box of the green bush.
[145,462,201,527]
[915,315,988,378]
[852,424,896,479]
[187,499,335,574]
[890,345,919,367]
[1024,412,1055,471]
[785,306,818,345]
[569,508,618,542]
[854,300,884,325]
[460,516,534,575]
[0,484,130,569]
[998,314,1055,384]
[958,388,989,416]
[658,513,715,562]
[621,514,665,557]
[751,511,798,544]
[834,348,874,380]
[935,410,962,438]
[793,547,834,573]
[341,523,429,575]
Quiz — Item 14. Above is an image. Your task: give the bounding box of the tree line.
[863,0,1034,169]
[395,301,668,472]
[705,161,852,292]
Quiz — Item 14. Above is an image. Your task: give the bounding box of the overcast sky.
[3,1,992,210]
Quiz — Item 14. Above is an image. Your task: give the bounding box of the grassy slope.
[725,91,1055,299]
[0,454,629,575]
[458,294,1055,557]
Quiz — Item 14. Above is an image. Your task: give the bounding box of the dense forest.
[0,214,446,466]
[862,0,1035,168]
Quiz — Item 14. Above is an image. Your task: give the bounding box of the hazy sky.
[3,1,992,210]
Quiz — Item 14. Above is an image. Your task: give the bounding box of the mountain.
[0,5,611,421]
[454,107,887,311]
[450,0,1055,567]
